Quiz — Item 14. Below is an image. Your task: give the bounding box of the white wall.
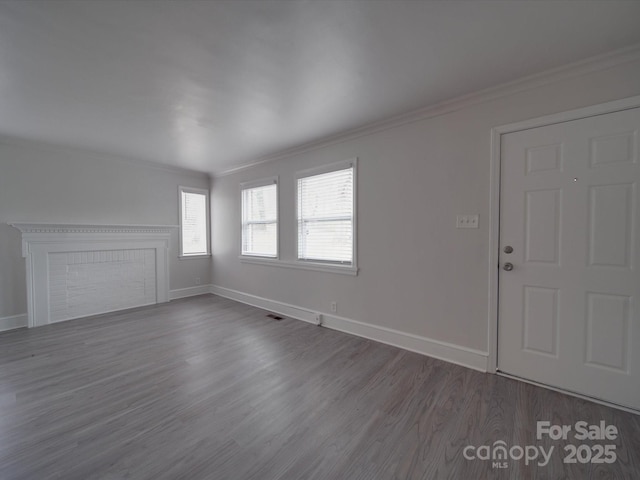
[0,140,211,319]
[211,57,640,356]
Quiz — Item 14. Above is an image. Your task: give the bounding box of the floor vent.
[266,313,284,320]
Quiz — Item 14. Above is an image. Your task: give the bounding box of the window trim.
[295,158,357,269]
[240,176,279,259]
[178,185,211,259]
[239,255,358,276]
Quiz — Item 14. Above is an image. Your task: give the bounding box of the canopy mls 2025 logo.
[463,420,619,470]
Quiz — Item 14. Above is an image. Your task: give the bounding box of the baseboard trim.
[169,285,213,301]
[321,313,488,372]
[210,285,488,372]
[210,285,320,325]
[0,314,28,333]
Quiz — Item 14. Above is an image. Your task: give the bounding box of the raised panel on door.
[523,286,559,356]
[588,183,633,268]
[589,130,637,167]
[585,292,631,372]
[524,189,561,264]
[526,143,563,174]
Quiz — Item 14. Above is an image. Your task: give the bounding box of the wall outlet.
[456,214,479,229]
[195,277,201,285]
[330,301,337,313]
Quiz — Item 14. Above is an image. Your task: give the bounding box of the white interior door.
[498,107,640,411]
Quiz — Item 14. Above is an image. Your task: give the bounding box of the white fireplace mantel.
[10,223,178,327]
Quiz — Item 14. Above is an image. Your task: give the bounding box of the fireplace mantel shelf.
[10,223,178,234]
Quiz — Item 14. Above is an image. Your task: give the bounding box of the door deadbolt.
[503,246,513,254]
[503,262,514,271]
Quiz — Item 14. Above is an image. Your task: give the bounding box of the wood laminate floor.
[0,295,638,479]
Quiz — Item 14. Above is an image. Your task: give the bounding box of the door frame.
[487,94,640,374]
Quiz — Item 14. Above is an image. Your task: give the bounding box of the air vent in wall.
[266,313,284,320]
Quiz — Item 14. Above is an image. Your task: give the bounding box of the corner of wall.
[209,285,489,372]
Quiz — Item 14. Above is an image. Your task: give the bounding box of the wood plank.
[0,294,638,479]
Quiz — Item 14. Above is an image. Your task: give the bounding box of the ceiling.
[1,1,640,175]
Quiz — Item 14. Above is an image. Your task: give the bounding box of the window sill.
[179,254,211,260]
[239,256,358,276]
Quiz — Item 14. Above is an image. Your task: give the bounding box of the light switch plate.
[456,214,479,229]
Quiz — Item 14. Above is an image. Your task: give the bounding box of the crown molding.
[214,42,640,177]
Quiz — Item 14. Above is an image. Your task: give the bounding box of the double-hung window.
[241,178,278,257]
[179,186,210,257]
[297,160,356,265]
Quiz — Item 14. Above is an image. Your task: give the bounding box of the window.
[297,160,355,265]
[241,178,278,257]
[179,186,210,257]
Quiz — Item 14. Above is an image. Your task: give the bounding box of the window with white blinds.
[297,162,355,264]
[179,187,210,256]
[241,179,278,257]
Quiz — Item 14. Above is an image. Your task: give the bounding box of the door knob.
[503,246,513,254]
[503,262,514,271]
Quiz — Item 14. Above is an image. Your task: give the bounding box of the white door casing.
[497,106,640,411]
